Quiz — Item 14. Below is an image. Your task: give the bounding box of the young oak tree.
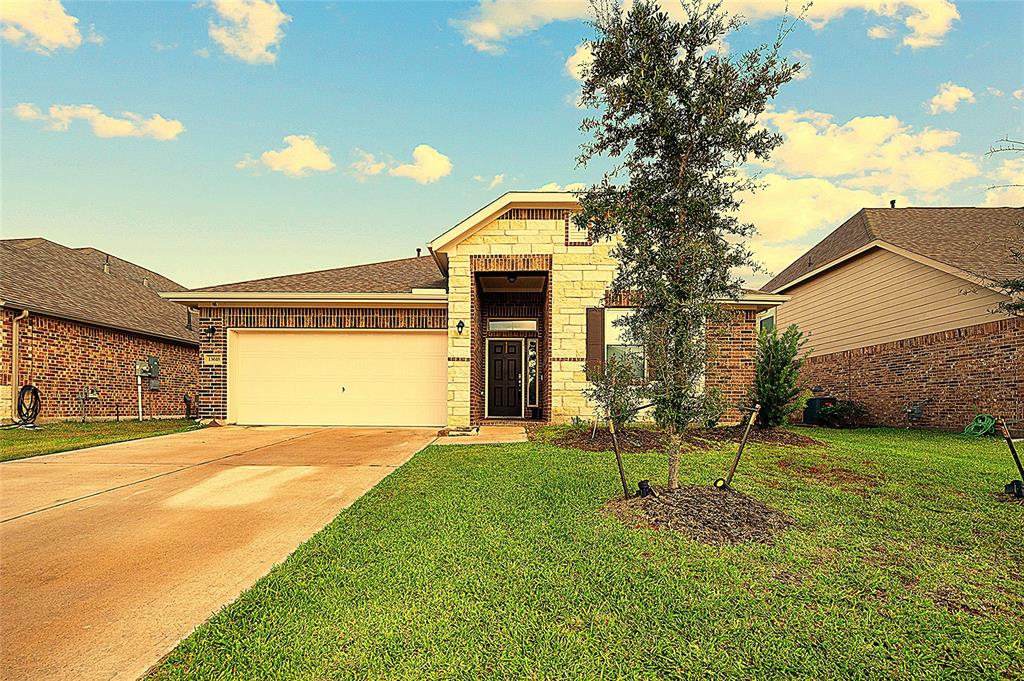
[575,0,802,489]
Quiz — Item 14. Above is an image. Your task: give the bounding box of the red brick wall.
[706,308,759,423]
[800,316,1024,430]
[195,306,447,420]
[2,309,198,420]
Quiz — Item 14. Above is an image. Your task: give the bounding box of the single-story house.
[1,238,199,421]
[762,206,1023,430]
[165,192,786,428]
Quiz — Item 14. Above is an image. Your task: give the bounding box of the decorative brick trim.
[470,254,553,272]
[498,208,572,221]
[553,357,586,362]
[564,214,592,247]
[605,290,638,307]
[448,357,471,362]
[217,307,446,330]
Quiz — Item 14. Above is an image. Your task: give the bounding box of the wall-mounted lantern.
[456,320,465,335]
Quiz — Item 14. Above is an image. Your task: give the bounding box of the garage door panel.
[230,331,447,426]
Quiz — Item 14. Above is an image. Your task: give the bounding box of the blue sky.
[2,0,1022,288]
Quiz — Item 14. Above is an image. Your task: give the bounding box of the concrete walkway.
[433,425,528,445]
[0,426,436,680]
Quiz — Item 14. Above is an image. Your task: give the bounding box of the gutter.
[10,309,28,420]
[160,291,449,305]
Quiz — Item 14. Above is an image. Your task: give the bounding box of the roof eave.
[0,300,198,346]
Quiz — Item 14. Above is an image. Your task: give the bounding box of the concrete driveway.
[0,426,436,680]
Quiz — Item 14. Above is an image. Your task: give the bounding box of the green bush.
[818,400,869,428]
[752,324,809,428]
[701,386,727,428]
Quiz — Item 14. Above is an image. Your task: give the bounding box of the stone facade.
[1,308,198,421]
[799,316,1023,430]
[194,306,447,420]
[442,211,617,426]
[441,211,763,426]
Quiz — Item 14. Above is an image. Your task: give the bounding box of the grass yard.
[152,428,1022,680]
[0,419,202,462]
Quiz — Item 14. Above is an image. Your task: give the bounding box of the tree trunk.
[666,425,682,491]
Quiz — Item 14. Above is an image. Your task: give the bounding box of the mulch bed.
[604,484,794,545]
[547,425,824,453]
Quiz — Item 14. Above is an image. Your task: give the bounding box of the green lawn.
[151,428,1022,680]
[0,419,202,462]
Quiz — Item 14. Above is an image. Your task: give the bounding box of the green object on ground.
[964,413,996,437]
[152,428,1021,680]
[0,419,201,462]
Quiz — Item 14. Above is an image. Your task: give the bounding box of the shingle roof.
[194,255,448,293]
[763,207,1024,293]
[0,238,198,344]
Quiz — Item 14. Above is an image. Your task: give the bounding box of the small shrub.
[752,324,810,428]
[583,355,645,430]
[818,400,869,428]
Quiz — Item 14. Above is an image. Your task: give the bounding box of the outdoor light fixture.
[202,326,216,340]
[507,275,518,284]
[456,320,465,334]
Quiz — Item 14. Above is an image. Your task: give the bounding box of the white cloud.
[84,24,104,45]
[205,0,290,64]
[351,149,387,179]
[928,81,975,114]
[565,42,593,82]
[389,144,453,184]
[13,102,185,140]
[12,102,45,120]
[1014,89,1024,101]
[982,158,1024,207]
[238,135,335,176]
[986,87,1004,98]
[760,108,979,194]
[867,24,894,39]
[535,181,587,192]
[0,0,83,54]
[153,41,179,52]
[454,0,958,53]
[790,49,811,81]
[194,47,211,58]
[474,174,505,188]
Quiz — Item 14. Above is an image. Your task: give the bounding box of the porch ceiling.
[476,273,547,294]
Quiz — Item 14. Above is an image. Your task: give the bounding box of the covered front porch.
[470,266,552,424]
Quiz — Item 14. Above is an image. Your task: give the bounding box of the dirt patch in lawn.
[547,425,824,453]
[604,484,794,545]
[777,459,879,496]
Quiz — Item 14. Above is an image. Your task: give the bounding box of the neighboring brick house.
[166,192,784,428]
[1,238,199,421]
[762,207,1023,431]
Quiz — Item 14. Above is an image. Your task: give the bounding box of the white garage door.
[229,330,447,426]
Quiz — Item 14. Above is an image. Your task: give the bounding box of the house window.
[565,214,592,246]
[758,311,776,333]
[604,308,644,379]
[527,339,539,408]
[488,319,538,332]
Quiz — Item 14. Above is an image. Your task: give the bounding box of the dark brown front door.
[488,340,522,417]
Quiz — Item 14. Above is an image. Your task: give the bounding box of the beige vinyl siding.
[775,247,1013,356]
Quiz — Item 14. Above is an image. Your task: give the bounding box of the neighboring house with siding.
[0,238,199,421]
[165,192,786,428]
[762,207,1023,430]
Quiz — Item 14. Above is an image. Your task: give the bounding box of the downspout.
[11,309,29,421]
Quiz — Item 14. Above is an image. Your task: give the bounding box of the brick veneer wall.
[800,316,1024,430]
[195,306,447,420]
[706,309,759,424]
[1,309,198,421]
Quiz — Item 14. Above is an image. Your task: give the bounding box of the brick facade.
[1,309,198,421]
[194,306,447,420]
[706,309,760,424]
[800,316,1024,430]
